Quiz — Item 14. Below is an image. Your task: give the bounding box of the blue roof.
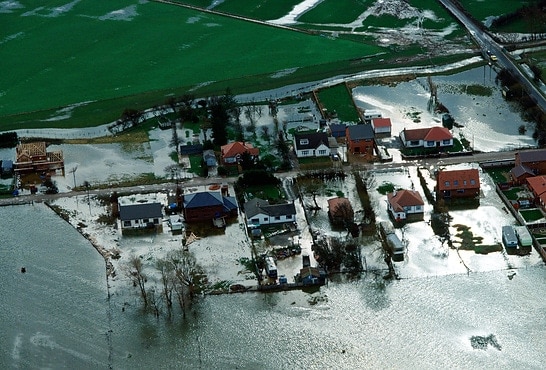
[183,191,238,212]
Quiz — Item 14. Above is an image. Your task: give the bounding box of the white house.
[399,126,453,148]
[387,190,424,220]
[119,202,163,232]
[293,132,330,158]
[245,198,296,226]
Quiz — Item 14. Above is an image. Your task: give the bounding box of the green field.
[1,0,474,130]
[317,84,360,122]
[460,0,543,33]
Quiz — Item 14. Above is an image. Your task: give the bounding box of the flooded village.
[1,67,545,313]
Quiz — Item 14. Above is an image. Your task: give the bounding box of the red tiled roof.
[437,169,480,191]
[372,118,392,128]
[221,142,259,158]
[526,175,546,196]
[387,190,424,211]
[423,126,452,141]
[403,126,452,141]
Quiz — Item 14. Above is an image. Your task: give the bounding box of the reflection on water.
[2,203,546,368]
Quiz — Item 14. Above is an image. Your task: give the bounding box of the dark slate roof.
[517,149,546,163]
[244,198,296,218]
[119,202,163,221]
[347,124,374,140]
[329,124,347,133]
[183,191,238,211]
[510,165,534,179]
[294,132,330,151]
[179,144,203,155]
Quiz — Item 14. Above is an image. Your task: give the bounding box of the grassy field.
[316,83,360,122]
[1,0,475,131]
[460,0,543,33]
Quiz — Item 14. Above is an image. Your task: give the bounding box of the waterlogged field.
[459,0,535,30]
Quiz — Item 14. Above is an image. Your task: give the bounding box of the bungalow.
[183,191,238,222]
[293,132,330,158]
[436,168,480,199]
[387,189,425,221]
[399,126,453,149]
[346,124,375,155]
[327,197,354,225]
[220,141,259,165]
[119,202,163,233]
[514,149,546,176]
[245,198,296,226]
[371,117,392,137]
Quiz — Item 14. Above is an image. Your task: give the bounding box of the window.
[153,218,159,225]
[457,189,465,193]
[286,214,292,219]
[426,141,435,147]
[444,181,450,187]
[463,180,467,185]
[470,179,476,185]
[123,220,131,227]
[251,218,259,223]
[410,140,420,146]
[275,216,281,221]
[318,150,327,155]
[442,139,451,145]
[301,150,309,156]
[453,180,459,186]
[300,139,309,145]
[415,205,422,211]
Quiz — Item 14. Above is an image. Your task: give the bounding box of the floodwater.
[2,203,546,368]
[353,67,536,152]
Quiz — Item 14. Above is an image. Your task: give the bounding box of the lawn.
[502,187,524,201]
[244,184,284,201]
[484,166,511,184]
[316,84,361,122]
[520,208,545,223]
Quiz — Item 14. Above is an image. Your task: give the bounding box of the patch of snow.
[20,0,80,17]
[0,0,23,13]
[41,101,94,122]
[186,16,201,24]
[98,5,138,21]
[270,67,298,79]
[0,31,23,45]
[269,0,324,24]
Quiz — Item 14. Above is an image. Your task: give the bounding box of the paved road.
[438,0,546,113]
[0,149,521,207]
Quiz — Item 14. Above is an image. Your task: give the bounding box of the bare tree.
[156,258,174,314]
[260,126,271,144]
[124,255,148,307]
[168,249,201,318]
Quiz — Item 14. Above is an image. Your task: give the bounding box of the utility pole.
[69,166,77,188]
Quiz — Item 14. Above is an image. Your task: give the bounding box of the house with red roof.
[371,117,392,137]
[436,168,480,199]
[526,175,546,210]
[387,189,425,221]
[399,126,453,149]
[220,141,259,166]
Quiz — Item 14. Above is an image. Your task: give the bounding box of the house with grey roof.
[346,124,375,155]
[119,202,163,233]
[293,132,330,158]
[244,197,296,226]
[513,149,546,181]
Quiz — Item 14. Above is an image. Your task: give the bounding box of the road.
[438,0,546,113]
[0,150,520,207]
